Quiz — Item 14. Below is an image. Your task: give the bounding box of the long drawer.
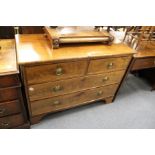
[0,87,20,102]
[88,56,131,74]
[31,84,119,116]
[0,100,21,117]
[28,70,125,101]
[25,60,88,85]
[0,74,20,88]
[132,57,155,71]
[0,114,24,129]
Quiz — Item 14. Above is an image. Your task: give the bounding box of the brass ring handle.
[53,100,61,105]
[56,67,63,76]
[97,90,103,96]
[102,76,109,82]
[0,108,6,114]
[53,85,63,92]
[1,122,9,127]
[107,62,114,69]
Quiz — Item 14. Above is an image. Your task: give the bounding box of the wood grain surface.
[31,84,119,116]
[0,39,18,75]
[28,70,125,101]
[15,34,135,64]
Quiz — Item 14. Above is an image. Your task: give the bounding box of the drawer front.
[28,70,125,101]
[0,100,21,117]
[0,114,24,129]
[0,74,20,88]
[31,84,119,116]
[0,87,20,102]
[88,56,131,74]
[25,60,88,85]
[132,57,155,71]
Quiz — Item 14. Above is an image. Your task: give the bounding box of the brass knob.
[53,100,61,105]
[107,62,114,69]
[1,122,9,127]
[56,67,63,76]
[0,108,6,114]
[97,90,103,96]
[102,76,109,82]
[53,85,63,92]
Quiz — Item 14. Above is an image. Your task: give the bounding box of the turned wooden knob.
[53,85,63,92]
[107,62,114,69]
[102,76,109,82]
[1,122,9,127]
[97,90,103,96]
[56,67,63,76]
[29,87,34,92]
[53,100,61,105]
[0,108,6,114]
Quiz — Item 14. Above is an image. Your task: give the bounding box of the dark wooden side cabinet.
[0,39,30,129]
[130,44,155,90]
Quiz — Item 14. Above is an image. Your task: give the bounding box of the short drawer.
[0,100,21,117]
[88,56,131,74]
[132,57,155,71]
[0,87,20,102]
[28,70,125,101]
[0,114,24,129]
[25,60,88,85]
[31,84,119,116]
[0,74,20,88]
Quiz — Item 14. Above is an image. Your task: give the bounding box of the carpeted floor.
[32,74,155,129]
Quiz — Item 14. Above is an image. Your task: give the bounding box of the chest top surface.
[0,39,18,76]
[15,34,135,65]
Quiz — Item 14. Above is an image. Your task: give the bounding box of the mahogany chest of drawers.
[0,39,29,129]
[15,34,134,124]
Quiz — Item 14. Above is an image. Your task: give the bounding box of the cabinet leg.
[30,114,45,125]
[104,97,114,104]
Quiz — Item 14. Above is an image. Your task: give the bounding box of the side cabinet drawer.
[25,60,88,84]
[88,56,131,74]
[0,87,20,102]
[31,84,119,116]
[0,114,24,129]
[0,100,21,117]
[132,57,155,71]
[0,74,20,88]
[28,70,125,101]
